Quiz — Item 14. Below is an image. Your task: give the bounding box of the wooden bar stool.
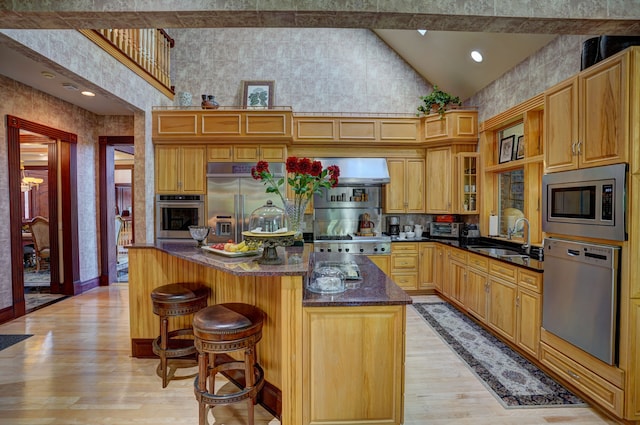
[151,283,209,388]
[192,303,266,425]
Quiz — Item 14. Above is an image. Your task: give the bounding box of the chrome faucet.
[511,217,531,255]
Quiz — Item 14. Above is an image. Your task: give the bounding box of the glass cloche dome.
[248,200,288,233]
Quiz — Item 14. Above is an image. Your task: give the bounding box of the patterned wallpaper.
[169,28,432,114]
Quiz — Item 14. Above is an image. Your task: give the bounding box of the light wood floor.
[0,286,620,425]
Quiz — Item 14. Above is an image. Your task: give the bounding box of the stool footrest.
[194,363,265,406]
[152,331,197,358]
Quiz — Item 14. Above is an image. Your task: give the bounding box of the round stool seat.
[193,303,266,425]
[193,303,265,343]
[151,283,209,316]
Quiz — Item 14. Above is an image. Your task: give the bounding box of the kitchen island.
[127,243,411,425]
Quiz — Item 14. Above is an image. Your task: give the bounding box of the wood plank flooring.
[0,286,619,424]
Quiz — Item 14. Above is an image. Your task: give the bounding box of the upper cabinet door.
[545,51,628,173]
[425,146,453,214]
[544,78,579,172]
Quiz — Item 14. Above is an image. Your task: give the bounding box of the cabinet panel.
[156,114,198,136]
[419,243,435,290]
[540,342,624,417]
[384,158,425,214]
[434,244,447,294]
[207,146,233,161]
[180,146,206,193]
[466,267,488,322]
[448,259,466,307]
[155,145,180,193]
[544,78,578,171]
[303,306,405,424]
[425,146,452,213]
[391,272,418,290]
[423,110,478,143]
[487,276,517,342]
[516,288,541,358]
[367,255,390,276]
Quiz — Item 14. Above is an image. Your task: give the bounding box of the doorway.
[7,115,79,319]
[99,136,134,286]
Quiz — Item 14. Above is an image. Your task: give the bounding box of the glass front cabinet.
[458,153,479,214]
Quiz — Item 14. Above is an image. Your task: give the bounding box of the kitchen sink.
[467,246,523,256]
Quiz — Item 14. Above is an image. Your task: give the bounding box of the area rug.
[413,302,587,408]
[23,269,50,287]
[0,334,32,351]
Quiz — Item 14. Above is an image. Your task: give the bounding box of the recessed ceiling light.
[41,71,55,79]
[62,83,78,91]
[81,91,96,97]
[471,50,483,62]
[417,29,427,36]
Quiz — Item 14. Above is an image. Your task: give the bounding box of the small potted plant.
[417,86,462,119]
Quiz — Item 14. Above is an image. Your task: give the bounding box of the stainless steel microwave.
[542,163,627,241]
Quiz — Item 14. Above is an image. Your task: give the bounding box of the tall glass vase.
[283,197,309,243]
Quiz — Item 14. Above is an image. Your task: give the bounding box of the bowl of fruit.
[204,239,261,257]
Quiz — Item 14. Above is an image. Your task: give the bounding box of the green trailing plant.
[417,86,462,119]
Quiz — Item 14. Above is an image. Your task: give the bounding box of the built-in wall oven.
[542,163,627,241]
[156,194,205,244]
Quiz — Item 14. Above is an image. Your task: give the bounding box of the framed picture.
[514,135,525,160]
[499,135,515,164]
[242,80,275,109]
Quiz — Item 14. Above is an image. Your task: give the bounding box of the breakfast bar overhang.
[127,243,412,425]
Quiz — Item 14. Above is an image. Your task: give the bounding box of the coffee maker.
[386,216,400,236]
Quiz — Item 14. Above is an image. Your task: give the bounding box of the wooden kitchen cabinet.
[457,153,479,214]
[425,146,452,213]
[433,244,448,294]
[425,145,477,214]
[419,243,435,291]
[544,51,628,173]
[391,243,419,290]
[368,255,390,276]
[207,144,287,162]
[447,248,467,307]
[303,305,405,424]
[155,145,206,194]
[516,287,541,358]
[487,273,518,343]
[465,253,489,322]
[384,158,425,214]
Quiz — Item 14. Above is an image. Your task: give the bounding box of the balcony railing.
[80,28,175,98]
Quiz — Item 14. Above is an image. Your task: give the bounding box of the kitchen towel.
[489,215,499,236]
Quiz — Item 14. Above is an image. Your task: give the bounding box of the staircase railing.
[80,28,175,98]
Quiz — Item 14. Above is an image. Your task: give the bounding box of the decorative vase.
[283,197,309,244]
[177,91,192,107]
[207,95,220,109]
[201,94,214,109]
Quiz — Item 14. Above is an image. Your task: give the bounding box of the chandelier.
[20,160,43,192]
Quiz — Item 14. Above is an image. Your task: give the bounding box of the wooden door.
[405,158,425,213]
[487,276,517,342]
[419,243,434,290]
[180,146,206,193]
[544,77,579,172]
[579,55,628,168]
[466,267,488,322]
[155,145,180,193]
[426,146,452,213]
[384,158,406,213]
[433,244,446,294]
[448,259,466,307]
[516,287,541,358]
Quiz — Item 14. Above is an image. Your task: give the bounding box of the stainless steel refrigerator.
[206,162,285,243]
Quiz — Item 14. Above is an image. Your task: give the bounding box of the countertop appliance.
[542,163,627,241]
[156,194,205,243]
[542,238,620,365]
[386,216,400,236]
[430,222,462,238]
[206,162,285,243]
[313,185,391,255]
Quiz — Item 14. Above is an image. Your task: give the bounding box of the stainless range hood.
[315,158,390,185]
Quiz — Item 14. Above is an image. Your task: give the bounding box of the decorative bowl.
[188,226,211,246]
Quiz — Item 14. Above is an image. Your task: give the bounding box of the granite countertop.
[304,252,412,307]
[390,236,544,272]
[132,243,412,307]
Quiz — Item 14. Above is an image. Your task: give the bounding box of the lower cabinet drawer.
[540,342,624,417]
[391,273,418,290]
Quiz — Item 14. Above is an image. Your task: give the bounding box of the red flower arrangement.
[251,156,340,204]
